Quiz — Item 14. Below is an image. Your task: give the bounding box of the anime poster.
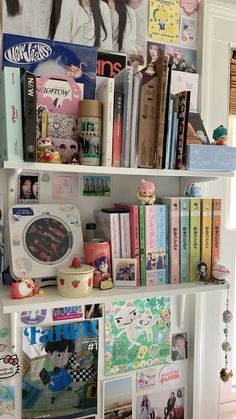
[137,387,184,418]
[104,297,171,376]
[148,0,180,44]
[165,45,196,72]
[22,320,98,418]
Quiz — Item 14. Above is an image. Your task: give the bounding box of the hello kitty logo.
[0,354,20,378]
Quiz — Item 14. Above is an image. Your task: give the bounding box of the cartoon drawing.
[114,301,141,349]
[138,309,154,342]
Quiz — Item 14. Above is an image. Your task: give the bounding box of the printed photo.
[18,173,39,204]
[165,45,197,73]
[82,176,111,197]
[103,376,132,419]
[113,258,137,287]
[85,304,103,319]
[179,15,197,49]
[171,332,188,361]
[136,368,156,391]
[146,41,165,65]
[137,387,184,419]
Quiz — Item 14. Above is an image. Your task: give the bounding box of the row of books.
[94,197,221,286]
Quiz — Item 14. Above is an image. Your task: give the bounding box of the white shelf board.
[2,282,228,314]
[1,161,234,178]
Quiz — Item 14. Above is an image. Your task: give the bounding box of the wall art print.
[104,297,171,376]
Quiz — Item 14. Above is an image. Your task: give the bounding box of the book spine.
[180,198,189,283]
[156,205,168,285]
[201,198,212,280]
[122,67,133,168]
[169,110,178,170]
[139,205,146,286]
[110,213,121,262]
[112,91,123,167]
[212,198,222,269]
[164,98,174,169]
[189,198,201,282]
[23,73,37,162]
[0,67,23,161]
[176,91,191,169]
[100,79,114,167]
[119,212,131,258]
[114,204,140,286]
[153,56,168,169]
[145,205,157,286]
[130,74,142,168]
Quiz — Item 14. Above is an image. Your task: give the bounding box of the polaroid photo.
[171,332,188,361]
[113,258,137,287]
[103,376,133,419]
[18,173,39,204]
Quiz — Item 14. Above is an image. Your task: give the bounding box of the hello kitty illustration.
[113,301,141,350]
[138,309,154,342]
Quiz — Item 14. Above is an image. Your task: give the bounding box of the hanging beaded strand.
[220,282,233,382]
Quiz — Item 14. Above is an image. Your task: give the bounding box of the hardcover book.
[112,90,124,167]
[22,72,37,162]
[175,90,191,169]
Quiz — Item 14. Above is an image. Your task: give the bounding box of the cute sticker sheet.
[104,297,171,376]
[148,0,180,44]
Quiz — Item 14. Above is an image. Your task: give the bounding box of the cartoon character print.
[160,308,170,328]
[138,309,154,342]
[113,301,141,350]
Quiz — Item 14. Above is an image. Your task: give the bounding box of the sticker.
[52,305,83,321]
[12,207,34,217]
[0,354,20,379]
[180,16,197,48]
[0,383,15,415]
[159,363,180,384]
[18,173,39,204]
[20,310,47,325]
[136,367,156,391]
[52,174,78,199]
[180,0,199,16]
[82,176,111,196]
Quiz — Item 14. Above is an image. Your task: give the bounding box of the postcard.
[148,0,179,44]
[136,367,156,391]
[137,387,185,418]
[103,376,133,419]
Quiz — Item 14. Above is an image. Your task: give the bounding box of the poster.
[137,387,185,418]
[103,376,132,418]
[104,297,171,375]
[148,0,180,44]
[22,320,98,418]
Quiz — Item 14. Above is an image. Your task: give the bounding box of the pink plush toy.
[11,277,35,299]
[136,179,156,205]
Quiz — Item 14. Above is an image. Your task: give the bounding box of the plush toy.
[212,125,228,145]
[11,277,35,299]
[136,179,156,205]
[212,262,230,284]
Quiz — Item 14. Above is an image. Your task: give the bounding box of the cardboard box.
[185,144,236,171]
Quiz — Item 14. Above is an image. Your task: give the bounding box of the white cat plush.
[113,301,141,350]
[138,309,154,342]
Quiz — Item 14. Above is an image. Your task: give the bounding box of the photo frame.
[113,258,137,287]
[103,376,133,419]
[171,332,188,361]
[18,173,39,204]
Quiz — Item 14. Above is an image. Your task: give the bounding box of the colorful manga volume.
[189,198,201,282]
[212,198,222,269]
[104,297,171,375]
[148,0,179,44]
[201,198,212,280]
[180,197,189,283]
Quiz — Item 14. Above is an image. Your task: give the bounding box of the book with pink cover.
[145,205,157,286]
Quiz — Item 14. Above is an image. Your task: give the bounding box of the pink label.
[52,305,83,321]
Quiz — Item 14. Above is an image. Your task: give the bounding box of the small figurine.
[185,183,202,197]
[37,138,61,163]
[11,276,46,299]
[220,367,233,382]
[196,261,208,282]
[212,262,230,284]
[212,125,228,145]
[136,179,156,205]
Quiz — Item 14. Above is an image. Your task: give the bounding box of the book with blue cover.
[2,33,97,99]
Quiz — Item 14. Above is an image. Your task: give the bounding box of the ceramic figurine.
[220,368,233,382]
[185,183,202,197]
[37,138,61,163]
[212,125,228,145]
[136,179,156,205]
[212,262,230,284]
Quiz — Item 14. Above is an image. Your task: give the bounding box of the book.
[145,205,157,286]
[189,198,201,282]
[96,51,127,78]
[94,210,121,263]
[175,90,191,169]
[115,203,140,287]
[164,98,174,169]
[179,198,189,283]
[153,55,169,169]
[96,77,115,167]
[3,33,97,99]
[119,212,131,258]
[171,71,199,113]
[112,90,123,167]
[139,205,146,286]
[169,96,179,169]
[159,197,180,284]
[0,67,23,161]
[114,66,134,167]
[201,198,212,280]
[186,112,210,145]
[130,71,142,168]
[162,63,172,168]
[137,67,159,168]
[212,198,222,269]
[156,204,168,284]
[22,72,37,162]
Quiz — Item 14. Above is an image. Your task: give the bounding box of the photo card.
[103,376,133,419]
[82,176,111,197]
[113,258,137,287]
[18,172,39,204]
[171,332,188,361]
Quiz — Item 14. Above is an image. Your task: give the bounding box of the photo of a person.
[140,394,151,419]
[166,392,176,418]
[52,0,113,50]
[171,332,188,361]
[197,261,208,281]
[147,41,165,64]
[19,175,39,201]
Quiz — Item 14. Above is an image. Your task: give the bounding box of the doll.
[136,179,156,205]
[212,125,228,145]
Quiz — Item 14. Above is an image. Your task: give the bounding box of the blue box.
[185,144,236,171]
[2,33,97,99]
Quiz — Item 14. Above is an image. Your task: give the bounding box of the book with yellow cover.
[189,198,200,282]
[201,198,212,280]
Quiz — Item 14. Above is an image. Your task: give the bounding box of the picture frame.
[18,173,39,204]
[113,258,137,287]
